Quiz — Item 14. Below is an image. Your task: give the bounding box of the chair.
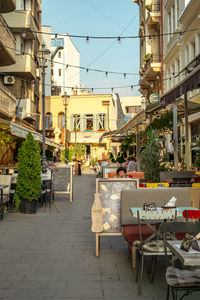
[135,209,177,295]
[0,175,11,219]
[161,221,200,300]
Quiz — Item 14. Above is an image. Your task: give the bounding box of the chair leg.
[166,285,170,300]
[172,287,177,300]
[131,244,136,269]
[135,249,140,282]
[96,233,100,257]
[137,252,144,296]
[150,256,157,283]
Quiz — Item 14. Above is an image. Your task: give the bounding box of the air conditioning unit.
[4,76,15,85]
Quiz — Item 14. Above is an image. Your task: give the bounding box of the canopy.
[10,121,64,150]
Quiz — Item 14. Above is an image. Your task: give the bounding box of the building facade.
[41,92,125,160]
[162,0,200,168]
[0,0,42,129]
[51,34,80,96]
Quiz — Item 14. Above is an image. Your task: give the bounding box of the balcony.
[0,81,16,119]
[0,14,16,66]
[69,131,106,144]
[146,2,161,25]
[140,54,161,85]
[0,0,15,13]
[3,10,38,40]
[0,54,36,80]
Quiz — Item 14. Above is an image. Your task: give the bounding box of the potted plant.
[140,129,162,182]
[195,140,200,171]
[14,133,42,213]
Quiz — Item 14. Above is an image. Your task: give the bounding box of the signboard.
[149,93,160,104]
[53,165,73,202]
[97,179,138,233]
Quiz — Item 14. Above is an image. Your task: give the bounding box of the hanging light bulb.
[86,68,89,75]
[131,85,133,90]
[86,36,90,44]
[91,88,94,92]
[111,88,114,92]
[105,71,108,77]
[66,64,68,69]
[149,35,152,43]
[124,73,126,79]
[22,31,26,38]
[118,37,121,44]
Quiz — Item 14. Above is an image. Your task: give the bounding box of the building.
[41,91,125,160]
[0,0,16,128]
[120,96,142,121]
[0,0,42,129]
[133,0,162,106]
[162,0,200,168]
[51,34,80,96]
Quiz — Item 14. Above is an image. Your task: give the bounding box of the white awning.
[10,122,64,150]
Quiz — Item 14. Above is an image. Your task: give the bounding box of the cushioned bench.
[121,188,200,268]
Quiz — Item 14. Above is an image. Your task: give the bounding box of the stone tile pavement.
[0,170,197,299]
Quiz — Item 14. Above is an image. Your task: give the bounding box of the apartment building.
[0,0,42,129]
[42,92,125,160]
[162,0,200,168]
[51,34,80,96]
[133,0,162,106]
[0,0,16,127]
[120,96,142,121]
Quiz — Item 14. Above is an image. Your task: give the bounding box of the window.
[58,51,61,58]
[86,114,93,131]
[45,113,53,129]
[51,69,54,76]
[58,69,62,76]
[98,114,106,130]
[73,114,80,131]
[58,112,65,129]
[125,106,141,114]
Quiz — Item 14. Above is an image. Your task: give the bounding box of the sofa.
[121,187,200,268]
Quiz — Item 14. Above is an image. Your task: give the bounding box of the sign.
[149,93,160,104]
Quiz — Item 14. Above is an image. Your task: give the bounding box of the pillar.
[184,92,190,170]
[173,101,178,170]
[136,125,141,171]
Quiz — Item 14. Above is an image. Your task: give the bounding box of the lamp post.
[62,92,69,163]
[38,43,50,172]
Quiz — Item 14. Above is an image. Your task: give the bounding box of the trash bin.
[78,161,82,175]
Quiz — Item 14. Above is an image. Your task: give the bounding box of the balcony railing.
[0,13,16,66]
[0,81,16,118]
[152,1,160,12]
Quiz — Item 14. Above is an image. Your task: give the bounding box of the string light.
[66,64,68,69]
[131,85,133,90]
[149,35,152,43]
[86,68,89,75]
[124,73,126,79]
[118,37,121,44]
[86,36,90,44]
[105,71,108,77]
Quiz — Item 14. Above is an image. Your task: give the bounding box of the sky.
[42,0,140,97]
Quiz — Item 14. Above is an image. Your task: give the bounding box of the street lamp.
[62,92,69,163]
[38,43,50,172]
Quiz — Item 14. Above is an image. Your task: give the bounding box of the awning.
[161,65,200,106]
[10,122,64,150]
[99,110,147,142]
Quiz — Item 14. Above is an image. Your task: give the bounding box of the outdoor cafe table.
[166,240,200,267]
[130,207,199,219]
[0,184,8,220]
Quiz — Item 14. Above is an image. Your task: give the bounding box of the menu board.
[97,179,138,233]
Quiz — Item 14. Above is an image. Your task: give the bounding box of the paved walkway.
[0,172,196,299]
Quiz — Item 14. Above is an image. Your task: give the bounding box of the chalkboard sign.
[53,165,73,202]
[97,179,138,233]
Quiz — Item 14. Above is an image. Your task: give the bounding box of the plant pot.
[20,200,37,214]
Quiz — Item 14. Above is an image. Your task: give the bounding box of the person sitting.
[127,157,137,172]
[115,166,127,178]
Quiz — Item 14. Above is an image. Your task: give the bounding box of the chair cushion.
[123,225,156,244]
[166,266,200,287]
[133,239,171,253]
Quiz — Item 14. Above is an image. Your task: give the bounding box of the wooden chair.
[135,209,177,295]
[161,221,200,300]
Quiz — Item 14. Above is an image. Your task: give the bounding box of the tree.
[69,144,86,160]
[14,133,42,210]
[195,141,200,171]
[140,129,162,182]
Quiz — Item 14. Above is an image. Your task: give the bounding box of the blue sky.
[42,0,140,97]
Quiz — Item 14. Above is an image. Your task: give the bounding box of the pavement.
[0,169,197,299]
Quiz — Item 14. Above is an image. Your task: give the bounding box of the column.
[136,125,141,172]
[195,33,200,57]
[173,101,178,170]
[184,93,190,170]
[179,48,184,81]
[174,59,179,85]
[171,6,174,34]
[174,0,178,29]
